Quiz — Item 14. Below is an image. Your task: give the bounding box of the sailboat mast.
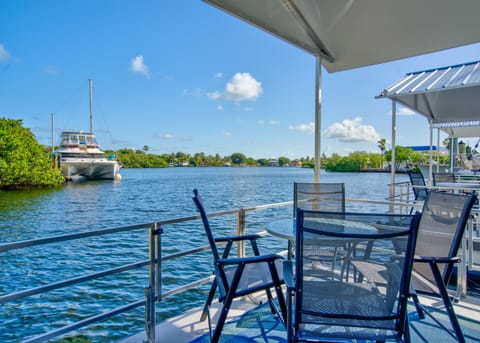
[89,79,93,133]
[51,112,54,154]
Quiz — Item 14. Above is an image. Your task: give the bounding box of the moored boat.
[55,131,121,180]
[53,79,121,181]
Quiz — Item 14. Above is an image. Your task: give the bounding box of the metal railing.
[1,194,477,342]
[0,201,291,343]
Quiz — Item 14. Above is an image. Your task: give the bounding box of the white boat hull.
[60,158,121,180]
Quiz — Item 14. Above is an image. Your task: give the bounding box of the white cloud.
[208,72,263,102]
[289,122,315,134]
[384,106,416,116]
[222,130,232,136]
[130,55,150,78]
[216,105,224,111]
[259,119,280,125]
[398,107,416,116]
[324,117,380,142]
[162,133,174,140]
[214,72,223,78]
[208,91,222,100]
[0,44,11,62]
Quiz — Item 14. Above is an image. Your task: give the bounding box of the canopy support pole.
[437,128,441,173]
[389,100,397,200]
[428,121,433,186]
[314,56,322,182]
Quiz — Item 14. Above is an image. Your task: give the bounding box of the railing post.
[144,286,155,343]
[155,223,162,301]
[237,209,246,257]
[405,184,410,214]
[145,223,162,342]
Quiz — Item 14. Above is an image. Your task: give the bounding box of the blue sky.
[1,0,480,159]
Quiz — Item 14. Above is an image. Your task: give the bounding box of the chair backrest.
[293,209,420,341]
[413,190,477,293]
[193,189,278,300]
[192,189,221,262]
[293,182,345,216]
[407,171,428,200]
[432,172,456,185]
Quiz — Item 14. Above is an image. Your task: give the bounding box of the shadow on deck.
[121,293,480,343]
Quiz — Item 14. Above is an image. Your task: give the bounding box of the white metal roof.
[378,60,480,137]
[203,0,480,73]
[433,121,480,138]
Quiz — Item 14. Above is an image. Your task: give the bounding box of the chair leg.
[211,265,245,343]
[265,287,276,312]
[411,292,425,319]
[403,311,411,343]
[201,278,218,322]
[430,263,466,343]
[268,261,287,325]
[211,294,234,343]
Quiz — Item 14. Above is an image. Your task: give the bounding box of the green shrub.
[0,118,65,189]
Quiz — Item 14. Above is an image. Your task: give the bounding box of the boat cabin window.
[86,136,97,145]
[79,135,87,145]
[69,135,79,144]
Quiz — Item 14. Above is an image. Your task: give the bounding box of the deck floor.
[121,292,480,343]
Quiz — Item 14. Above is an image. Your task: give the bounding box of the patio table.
[266,218,377,260]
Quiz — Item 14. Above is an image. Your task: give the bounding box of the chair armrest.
[283,261,295,290]
[218,253,282,265]
[214,234,262,243]
[414,256,460,264]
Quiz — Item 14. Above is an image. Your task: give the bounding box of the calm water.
[0,168,406,342]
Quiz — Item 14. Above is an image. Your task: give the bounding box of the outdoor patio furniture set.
[193,182,476,343]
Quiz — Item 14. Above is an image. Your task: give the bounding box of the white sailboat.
[54,80,121,181]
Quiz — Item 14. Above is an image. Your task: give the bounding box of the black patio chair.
[284,208,421,343]
[192,189,287,343]
[407,171,429,212]
[292,182,346,271]
[410,190,477,343]
[293,182,345,215]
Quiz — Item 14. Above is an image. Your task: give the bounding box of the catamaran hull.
[60,159,121,180]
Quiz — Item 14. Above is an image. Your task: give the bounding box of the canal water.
[0,168,406,342]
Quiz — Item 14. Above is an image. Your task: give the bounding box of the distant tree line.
[0,118,451,189]
[103,147,316,169]
[323,145,449,172]
[105,143,449,172]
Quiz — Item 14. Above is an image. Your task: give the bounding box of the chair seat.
[302,280,393,319]
[295,280,403,342]
[222,259,284,298]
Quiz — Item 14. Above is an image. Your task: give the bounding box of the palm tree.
[378,138,386,169]
[442,138,450,151]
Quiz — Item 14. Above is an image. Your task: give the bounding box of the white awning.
[434,121,480,138]
[378,61,480,182]
[204,0,480,73]
[377,60,480,129]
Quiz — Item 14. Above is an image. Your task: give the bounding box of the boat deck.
[121,291,480,342]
